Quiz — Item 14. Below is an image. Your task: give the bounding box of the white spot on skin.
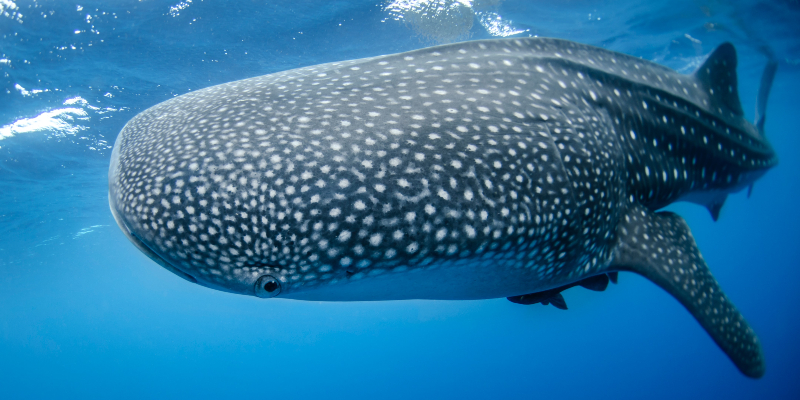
[464,190,473,201]
[464,225,476,238]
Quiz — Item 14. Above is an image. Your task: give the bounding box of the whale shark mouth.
[107,130,199,285]
[108,192,199,285]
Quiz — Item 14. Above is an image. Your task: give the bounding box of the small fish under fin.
[578,274,610,291]
[748,183,754,198]
[608,271,618,284]
[541,293,568,310]
[507,287,567,308]
[507,273,617,309]
[609,203,764,378]
[707,195,728,222]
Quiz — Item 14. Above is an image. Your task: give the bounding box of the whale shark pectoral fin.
[610,204,765,378]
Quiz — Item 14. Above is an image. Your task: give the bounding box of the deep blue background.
[1,1,798,398]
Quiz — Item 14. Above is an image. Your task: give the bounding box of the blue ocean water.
[1,0,798,398]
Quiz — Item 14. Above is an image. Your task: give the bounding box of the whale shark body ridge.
[109,38,777,378]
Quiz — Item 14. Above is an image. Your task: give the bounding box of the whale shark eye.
[255,275,281,298]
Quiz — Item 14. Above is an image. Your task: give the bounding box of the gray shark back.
[109,38,775,378]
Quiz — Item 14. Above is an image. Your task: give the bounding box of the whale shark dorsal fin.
[610,204,765,378]
[693,42,744,118]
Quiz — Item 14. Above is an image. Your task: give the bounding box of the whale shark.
[108,38,777,378]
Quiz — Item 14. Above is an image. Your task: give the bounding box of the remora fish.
[108,38,777,377]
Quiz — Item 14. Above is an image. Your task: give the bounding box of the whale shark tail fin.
[755,59,778,136]
[693,42,744,118]
[609,204,765,378]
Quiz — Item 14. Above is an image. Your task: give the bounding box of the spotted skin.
[109,38,776,377]
[613,203,765,378]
